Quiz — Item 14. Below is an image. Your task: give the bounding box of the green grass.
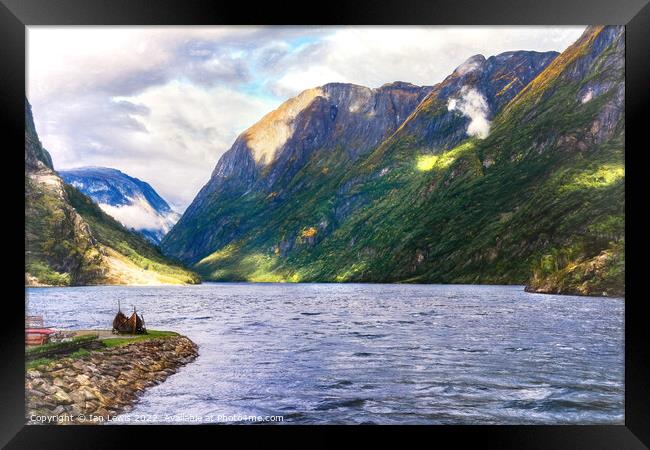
[26,334,98,358]
[27,358,56,370]
[26,346,94,370]
[25,261,71,286]
[101,329,178,348]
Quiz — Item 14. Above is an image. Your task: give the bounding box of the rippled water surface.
[26,283,624,424]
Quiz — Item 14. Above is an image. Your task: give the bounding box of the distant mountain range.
[161,26,624,296]
[60,167,180,244]
[25,100,199,286]
[25,26,624,295]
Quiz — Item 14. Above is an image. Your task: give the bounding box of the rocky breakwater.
[26,335,198,424]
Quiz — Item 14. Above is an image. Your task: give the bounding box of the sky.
[27,26,586,211]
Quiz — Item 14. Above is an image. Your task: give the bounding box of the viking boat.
[112,301,147,334]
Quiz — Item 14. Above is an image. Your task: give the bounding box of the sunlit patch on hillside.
[244,87,323,165]
[201,252,290,282]
[561,163,624,192]
[241,253,286,282]
[416,142,475,172]
[335,262,368,282]
[103,246,191,285]
[195,243,238,267]
[416,154,440,171]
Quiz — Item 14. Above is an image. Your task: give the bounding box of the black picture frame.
[1,0,648,447]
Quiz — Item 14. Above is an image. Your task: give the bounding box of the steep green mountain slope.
[163,51,559,272]
[282,25,624,294]
[25,100,199,286]
[164,26,624,296]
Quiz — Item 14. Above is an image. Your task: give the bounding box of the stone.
[52,389,73,405]
[27,388,45,398]
[68,391,86,404]
[93,407,110,418]
[37,384,58,395]
[31,398,57,409]
[49,369,66,378]
[53,378,68,388]
[75,374,91,386]
[68,404,84,417]
[79,387,98,401]
[31,378,46,388]
[26,335,199,424]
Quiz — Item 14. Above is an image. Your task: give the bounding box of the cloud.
[27,26,585,209]
[111,81,278,207]
[271,66,347,98]
[263,26,586,98]
[35,81,278,210]
[447,87,492,139]
[98,195,179,232]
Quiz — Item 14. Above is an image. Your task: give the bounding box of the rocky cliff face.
[25,99,53,173]
[163,50,558,265]
[25,98,105,285]
[60,167,180,244]
[395,50,559,150]
[162,27,624,295]
[25,99,199,286]
[164,82,432,262]
[202,82,431,194]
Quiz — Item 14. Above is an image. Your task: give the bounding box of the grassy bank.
[26,330,179,370]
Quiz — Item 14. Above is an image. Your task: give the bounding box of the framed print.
[1,0,649,447]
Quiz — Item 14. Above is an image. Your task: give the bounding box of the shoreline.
[25,281,624,298]
[524,284,625,298]
[25,281,201,288]
[26,332,198,425]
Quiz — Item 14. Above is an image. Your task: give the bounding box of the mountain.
[162,81,433,263]
[60,167,180,244]
[162,50,556,263]
[162,26,624,296]
[25,100,199,286]
[25,102,54,172]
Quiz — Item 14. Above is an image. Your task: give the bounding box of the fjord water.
[26,283,624,424]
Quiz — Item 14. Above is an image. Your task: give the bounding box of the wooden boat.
[112,302,147,334]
